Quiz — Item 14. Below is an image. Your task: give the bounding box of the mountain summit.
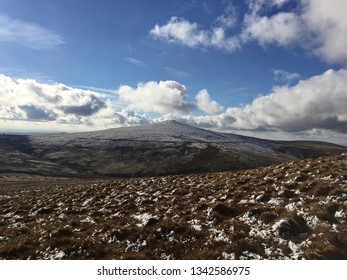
[75,120,233,143]
[0,121,346,177]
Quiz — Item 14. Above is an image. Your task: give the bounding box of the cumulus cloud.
[117,80,191,114]
[242,0,302,46]
[0,74,109,125]
[242,12,302,47]
[59,95,106,116]
[150,17,240,52]
[302,0,347,63]
[0,105,25,120]
[243,0,347,63]
[19,105,57,120]
[0,74,160,132]
[2,68,346,145]
[150,17,207,48]
[150,0,347,64]
[0,13,63,49]
[0,75,224,132]
[195,89,224,115]
[182,69,347,134]
[118,108,150,125]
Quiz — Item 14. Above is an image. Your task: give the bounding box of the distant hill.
[0,120,346,177]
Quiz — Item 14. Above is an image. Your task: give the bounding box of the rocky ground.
[1,153,347,260]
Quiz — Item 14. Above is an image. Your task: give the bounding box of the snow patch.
[222,252,235,260]
[335,209,345,218]
[210,229,230,243]
[133,213,157,227]
[240,251,263,260]
[81,216,95,224]
[305,215,321,228]
[188,219,202,231]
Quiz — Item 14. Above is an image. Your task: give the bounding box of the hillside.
[1,153,347,259]
[0,120,346,177]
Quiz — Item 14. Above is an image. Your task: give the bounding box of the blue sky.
[1,0,347,144]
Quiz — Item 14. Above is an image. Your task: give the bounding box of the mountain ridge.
[56,120,238,143]
[1,120,346,178]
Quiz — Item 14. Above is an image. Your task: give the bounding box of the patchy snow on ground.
[1,153,347,259]
[133,213,157,227]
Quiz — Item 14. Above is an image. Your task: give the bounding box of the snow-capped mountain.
[0,120,346,177]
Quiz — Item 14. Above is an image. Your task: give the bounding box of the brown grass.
[1,153,347,259]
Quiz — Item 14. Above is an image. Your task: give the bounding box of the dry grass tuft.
[212,203,237,217]
[1,153,347,259]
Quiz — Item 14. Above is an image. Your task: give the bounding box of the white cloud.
[273,69,301,82]
[242,0,302,46]
[272,0,290,7]
[247,0,290,15]
[0,13,63,49]
[182,69,347,134]
[117,80,191,114]
[244,0,347,64]
[302,0,347,63]
[1,69,347,145]
[150,17,208,48]
[195,89,224,115]
[0,75,159,132]
[215,2,238,28]
[242,12,302,47]
[150,1,347,64]
[0,74,148,132]
[150,17,240,52]
[118,108,150,125]
[0,74,107,122]
[123,57,148,67]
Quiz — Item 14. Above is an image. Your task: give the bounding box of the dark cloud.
[275,116,347,133]
[60,95,106,116]
[19,105,56,121]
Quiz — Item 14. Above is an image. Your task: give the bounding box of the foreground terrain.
[1,153,347,259]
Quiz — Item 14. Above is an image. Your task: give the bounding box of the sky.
[0,0,347,145]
